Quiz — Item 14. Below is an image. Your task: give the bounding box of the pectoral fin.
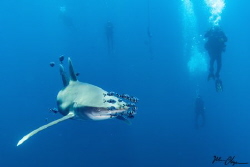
[17,112,75,146]
[116,116,131,125]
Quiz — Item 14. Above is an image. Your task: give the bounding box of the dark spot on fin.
[68,57,77,81]
[60,64,69,87]
[116,116,131,125]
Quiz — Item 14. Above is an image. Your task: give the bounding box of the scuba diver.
[105,21,114,55]
[194,95,205,129]
[59,6,75,30]
[204,26,227,92]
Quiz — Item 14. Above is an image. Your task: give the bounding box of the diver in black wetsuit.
[194,96,205,129]
[204,26,227,92]
[204,26,227,80]
[106,21,114,55]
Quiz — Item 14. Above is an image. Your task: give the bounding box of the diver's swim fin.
[215,79,223,92]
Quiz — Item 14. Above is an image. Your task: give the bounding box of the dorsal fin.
[68,57,77,81]
[60,64,69,87]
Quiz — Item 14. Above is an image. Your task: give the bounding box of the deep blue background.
[0,0,249,166]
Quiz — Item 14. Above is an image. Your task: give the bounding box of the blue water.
[0,0,250,166]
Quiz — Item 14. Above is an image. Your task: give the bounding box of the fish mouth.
[74,106,136,120]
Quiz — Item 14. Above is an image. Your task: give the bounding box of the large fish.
[17,58,136,146]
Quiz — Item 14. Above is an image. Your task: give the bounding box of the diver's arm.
[221,32,228,42]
